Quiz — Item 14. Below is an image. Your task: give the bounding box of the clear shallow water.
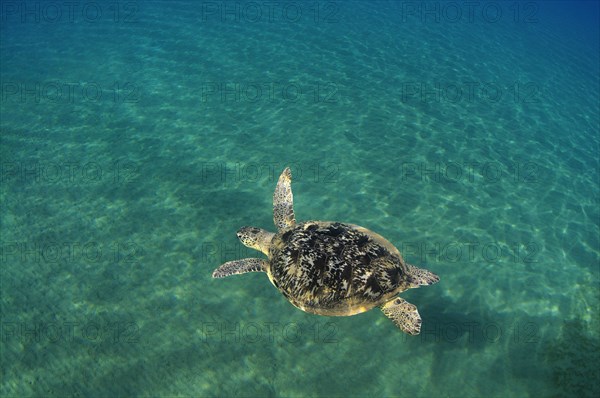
[0,1,598,397]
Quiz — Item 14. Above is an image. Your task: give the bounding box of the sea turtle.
[212,167,439,335]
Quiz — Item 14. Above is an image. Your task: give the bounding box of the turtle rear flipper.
[380,297,422,335]
[407,264,440,287]
[273,167,295,232]
[212,258,268,278]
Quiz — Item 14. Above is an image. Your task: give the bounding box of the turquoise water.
[1,1,598,397]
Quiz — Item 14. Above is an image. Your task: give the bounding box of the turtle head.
[236,226,274,256]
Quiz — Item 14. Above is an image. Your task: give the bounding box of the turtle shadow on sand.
[542,318,600,397]
[415,297,529,395]
[417,294,600,397]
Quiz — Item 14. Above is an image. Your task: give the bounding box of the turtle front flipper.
[380,297,422,335]
[407,264,440,288]
[273,167,296,232]
[212,258,268,278]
